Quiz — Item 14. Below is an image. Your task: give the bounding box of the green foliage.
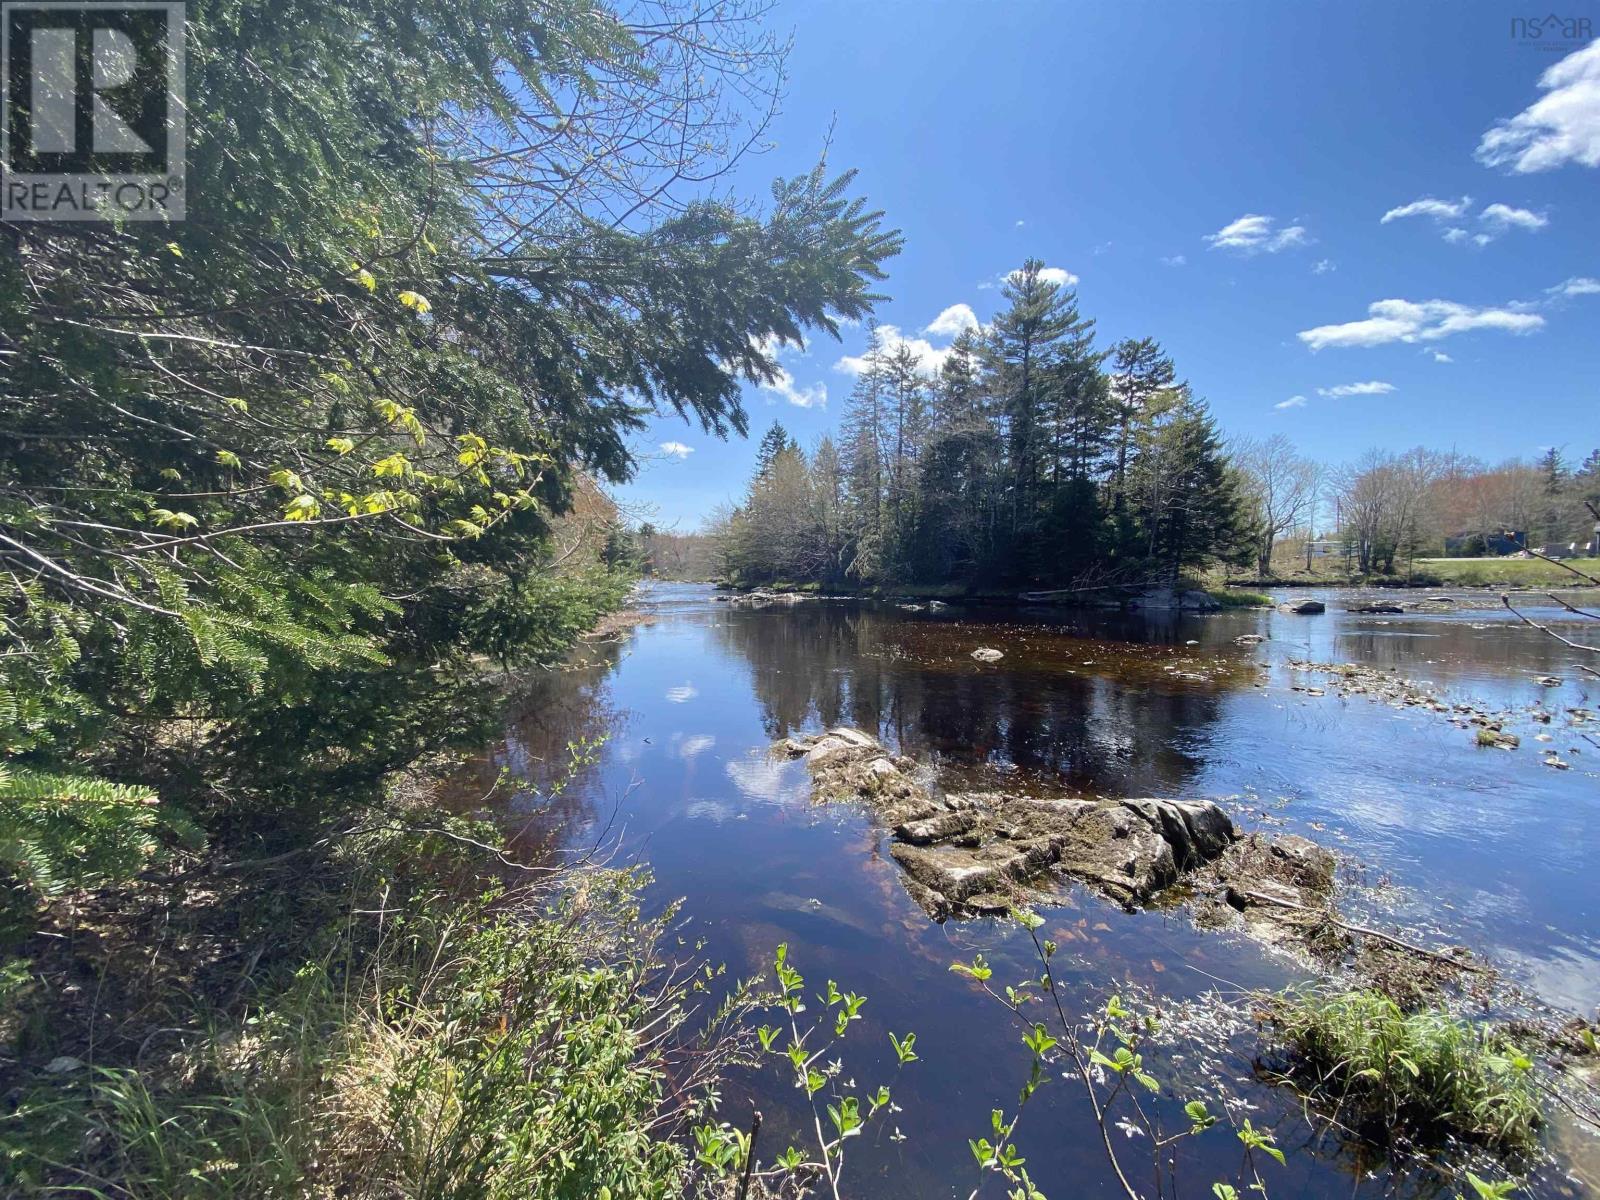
[947,910,1287,1200]
[1206,589,1272,608]
[0,0,898,898]
[1269,987,1541,1153]
[2,867,739,1199]
[713,266,1250,589]
[0,765,200,934]
[701,942,918,1193]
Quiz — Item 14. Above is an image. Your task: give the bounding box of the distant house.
[1443,529,1526,557]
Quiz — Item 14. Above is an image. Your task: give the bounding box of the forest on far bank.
[673,267,1599,590]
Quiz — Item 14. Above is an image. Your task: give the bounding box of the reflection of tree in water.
[434,638,628,864]
[713,604,1241,797]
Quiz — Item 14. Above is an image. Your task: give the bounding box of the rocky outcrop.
[775,729,1242,919]
[775,727,1489,1002]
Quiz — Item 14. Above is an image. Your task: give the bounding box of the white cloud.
[1014,219,1026,228]
[1428,350,1453,363]
[659,441,693,458]
[676,734,715,760]
[1548,275,1600,297]
[1381,195,1472,223]
[1317,380,1395,398]
[1204,213,1309,254]
[1312,259,1336,275]
[1386,196,1544,244]
[665,684,698,703]
[1477,38,1600,172]
[759,366,827,408]
[835,324,953,378]
[1297,298,1546,350]
[752,332,806,359]
[1274,395,1307,410]
[1480,202,1548,231]
[924,303,980,338]
[1005,265,1079,288]
[1160,254,1187,267]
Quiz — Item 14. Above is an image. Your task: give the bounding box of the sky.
[617,2,1600,531]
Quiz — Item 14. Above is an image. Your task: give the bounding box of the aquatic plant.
[1206,589,1272,608]
[1266,987,1541,1154]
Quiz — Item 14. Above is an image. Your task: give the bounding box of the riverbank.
[0,584,742,1198]
[1228,557,1600,590]
[716,578,1273,610]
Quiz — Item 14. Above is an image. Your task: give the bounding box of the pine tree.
[1128,395,1249,586]
[988,260,1097,555]
[1108,338,1179,511]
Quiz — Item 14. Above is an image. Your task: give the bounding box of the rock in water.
[1280,599,1325,615]
[971,647,1004,662]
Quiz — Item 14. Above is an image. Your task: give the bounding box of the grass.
[1206,588,1272,608]
[1,830,749,1198]
[1268,987,1541,1155]
[1232,556,1600,589]
[1414,557,1600,589]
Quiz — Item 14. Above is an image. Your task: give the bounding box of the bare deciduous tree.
[1234,434,1319,577]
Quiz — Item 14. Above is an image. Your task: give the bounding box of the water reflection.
[441,584,1600,1200]
[710,601,1252,797]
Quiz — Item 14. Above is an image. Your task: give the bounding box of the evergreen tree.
[0,0,903,885]
[1109,338,1179,511]
[1128,396,1250,586]
[988,260,1097,554]
[755,422,795,476]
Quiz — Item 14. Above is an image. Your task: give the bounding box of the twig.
[1236,891,1491,973]
[1520,548,1600,587]
[1501,595,1600,678]
[1544,592,1600,620]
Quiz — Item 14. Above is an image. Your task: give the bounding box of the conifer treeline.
[711,260,1251,589]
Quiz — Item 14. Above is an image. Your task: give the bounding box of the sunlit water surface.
[443,583,1600,1199]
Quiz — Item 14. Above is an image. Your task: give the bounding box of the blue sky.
[618,2,1600,531]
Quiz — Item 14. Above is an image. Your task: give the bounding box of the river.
[444,582,1599,1199]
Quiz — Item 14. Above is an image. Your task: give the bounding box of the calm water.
[448,583,1600,1198]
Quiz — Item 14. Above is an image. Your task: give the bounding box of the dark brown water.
[449,584,1600,1198]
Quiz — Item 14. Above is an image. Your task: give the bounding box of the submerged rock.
[1234,633,1267,646]
[970,647,1004,662]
